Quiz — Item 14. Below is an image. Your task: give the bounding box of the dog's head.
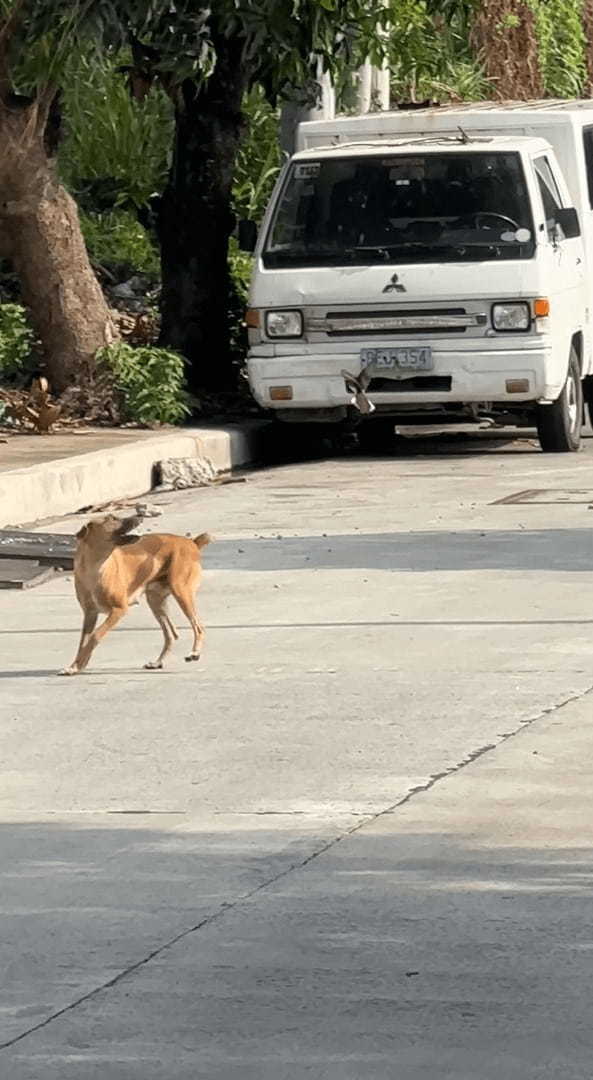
[76,513,141,545]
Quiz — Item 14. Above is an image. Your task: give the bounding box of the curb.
[0,424,261,528]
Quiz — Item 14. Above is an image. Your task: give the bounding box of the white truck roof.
[292,135,552,160]
[297,99,593,152]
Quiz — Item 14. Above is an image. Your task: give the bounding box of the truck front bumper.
[247,341,559,411]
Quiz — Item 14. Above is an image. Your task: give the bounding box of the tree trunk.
[583,0,593,95]
[0,94,116,394]
[470,0,542,99]
[157,44,247,393]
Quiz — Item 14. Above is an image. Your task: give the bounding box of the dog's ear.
[113,513,141,538]
[76,523,90,540]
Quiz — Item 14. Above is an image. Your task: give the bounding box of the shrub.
[232,86,282,222]
[60,49,173,212]
[0,304,36,380]
[228,239,253,361]
[97,343,189,426]
[535,0,586,98]
[80,210,160,279]
[228,238,253,303]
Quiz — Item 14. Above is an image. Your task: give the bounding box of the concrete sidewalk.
[0,424,260,526]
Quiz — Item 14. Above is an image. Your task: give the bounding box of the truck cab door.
[532,154,585,379]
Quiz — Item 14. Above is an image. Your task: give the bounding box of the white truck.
[243,100,593,452]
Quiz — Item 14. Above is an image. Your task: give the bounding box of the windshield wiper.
[348,242,470,257]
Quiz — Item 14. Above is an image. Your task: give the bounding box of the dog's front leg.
[61,607,127,675]
[60,610,98,676]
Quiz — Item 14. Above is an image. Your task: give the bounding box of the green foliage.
[60,48,173,210]
[18,1,394,102]
[233,86,282,222]
[533,0,586,97]
[499,12,521,29]
[385,0,492,104]
[228,238,253,359]
[1,0,84,95]
[80,210,160,277]
[97,343,189,425]
[0,304,35,380]
[228,238,253,304]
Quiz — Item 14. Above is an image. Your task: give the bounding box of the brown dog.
[61,513,211,675]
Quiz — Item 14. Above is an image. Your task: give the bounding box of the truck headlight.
[265,310,303,338]
[491,302,531,332]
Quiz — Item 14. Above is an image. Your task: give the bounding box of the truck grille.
[308,309,486,337]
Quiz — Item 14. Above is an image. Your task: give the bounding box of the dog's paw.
[185,653,201,663]
[58,666,78,677]
[144,661,163,671]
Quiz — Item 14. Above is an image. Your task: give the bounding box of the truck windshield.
[264,151,535,267]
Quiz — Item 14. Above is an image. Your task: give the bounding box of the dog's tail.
[193,532,212,550]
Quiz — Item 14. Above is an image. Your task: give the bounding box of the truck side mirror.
[555,207,580,239]
[238,219,258,253]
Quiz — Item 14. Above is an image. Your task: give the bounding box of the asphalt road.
[3,430,593,1077]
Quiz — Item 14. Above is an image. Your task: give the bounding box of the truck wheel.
[536,348,582,452]
[583,374,593,429]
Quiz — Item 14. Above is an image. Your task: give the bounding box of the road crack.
[3,681,592,1052]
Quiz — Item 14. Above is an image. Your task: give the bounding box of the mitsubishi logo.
[382,273,406,294]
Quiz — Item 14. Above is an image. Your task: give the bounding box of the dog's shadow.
[0,668,190,679]
[0,669,61,679]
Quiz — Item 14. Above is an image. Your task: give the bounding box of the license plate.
[360,347,433,372]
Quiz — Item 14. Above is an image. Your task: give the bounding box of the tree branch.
[35,80,57,127]
[35,82,63,156]
[0,0,27,101]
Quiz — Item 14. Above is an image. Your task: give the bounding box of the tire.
[536,347,583,453]
[583,374,593,429]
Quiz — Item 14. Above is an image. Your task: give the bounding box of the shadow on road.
[2,817,593,1074]
[206,528,593,573]
[260,427,540,466]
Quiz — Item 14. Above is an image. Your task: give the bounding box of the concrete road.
[2,432,593,1076]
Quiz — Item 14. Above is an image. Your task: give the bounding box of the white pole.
[374,0,390,110]
[357,59,373,113]
[357,0,390,114]
[308,63,335,122]
[279,60,335,156]
[372,64,390,110]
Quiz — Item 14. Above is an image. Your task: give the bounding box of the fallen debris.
[135,502,163,518]
[0,522,146,573]
[154,457,218,489]
[0,559,57,590]
[0,530,76,569]
[110,308,159,345]
[154,458,248,491]
[80,499,165,517]
[0,377,62,434]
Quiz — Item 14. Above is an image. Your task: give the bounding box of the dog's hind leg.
[144,585,176,670]
[164,612,179,642]
[161,597,179,642]
[171,583,205,663]
[60,608,98,676]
